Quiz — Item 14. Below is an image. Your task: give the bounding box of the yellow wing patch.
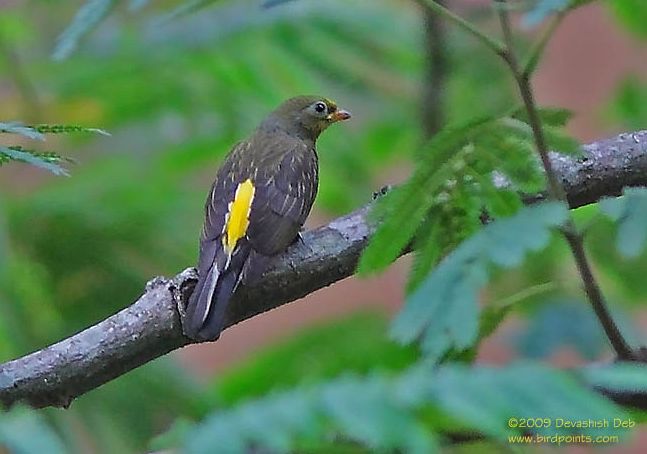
[223,179,255,255]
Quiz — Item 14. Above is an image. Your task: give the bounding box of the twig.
[421,1,449,137]
[522,10,566,79]
[494,0,634,360]
[415,0,507,59]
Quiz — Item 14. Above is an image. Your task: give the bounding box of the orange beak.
[328,109,352,123]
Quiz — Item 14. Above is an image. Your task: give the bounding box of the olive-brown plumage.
[184,96,351,341]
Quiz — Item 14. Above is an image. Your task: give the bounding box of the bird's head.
[263,95,351,141]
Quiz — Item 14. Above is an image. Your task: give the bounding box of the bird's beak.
[327,109,352,123]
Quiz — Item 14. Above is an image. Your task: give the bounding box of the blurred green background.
[0,0,645,452]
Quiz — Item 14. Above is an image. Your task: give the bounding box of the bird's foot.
[372,185,392,200]
[292,230,313,254]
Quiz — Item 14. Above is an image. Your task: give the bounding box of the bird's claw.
[372,185,392,200]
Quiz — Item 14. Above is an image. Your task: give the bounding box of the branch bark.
[1,130,647,409]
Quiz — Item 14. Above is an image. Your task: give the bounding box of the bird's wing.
[198,136,317,257]
[246,138,318,256]
[197,141,250,272]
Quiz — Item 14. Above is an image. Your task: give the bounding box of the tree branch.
[1,130,647,409]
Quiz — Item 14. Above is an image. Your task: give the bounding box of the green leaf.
[33,124,110,136]
[0,122,44,141]
[0,407,68,454]
[608,0,647,39]
[160,0,225,21]
[497,116,581,157]
[358,116,497,275]
[582,363,647,392]
[0,147,69,176]
[537,107,574,127]
[609,77,647,129]
[176,362,629,453]
[429,363,625,439]
[599,187,647,258]
[477,178,523,218]
[407,218,442,292]
[149,418,193,451]
[478,133,545,194]
[357,182,435,276]
[263,0,297,7]
[391,202,568,359]
[321,376,434,452]
[522,0,593,28]
[522,0,570,27]
[53,0,118,60]
[511,106,574,127]
[543,125,582,156]
[128,0,150,11]
[210,313,417,406]
[479,282,555,341]
[517,298,609,360]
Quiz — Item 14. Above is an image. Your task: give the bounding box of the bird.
[183,95,351,341]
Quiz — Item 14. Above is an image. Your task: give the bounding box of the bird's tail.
[184,249,248,341]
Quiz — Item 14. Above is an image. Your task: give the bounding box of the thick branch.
[1,130,647,409]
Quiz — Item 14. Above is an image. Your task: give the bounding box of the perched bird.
[184,96,351,341]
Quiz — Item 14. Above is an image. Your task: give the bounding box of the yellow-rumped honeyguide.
[184,96,351,341]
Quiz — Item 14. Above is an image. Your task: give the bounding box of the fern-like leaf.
[357,116,497,275]
[175,362,639,453]
[263,0,298,7]
[32,124,110,136]
[0,122,44,141]
[53,0,119,60]
[522,0,594,27]
[513,106,574,127]
[599,187,647,258]
[391,202,568,359]
[160,0,225,22]
[0,147,69,176]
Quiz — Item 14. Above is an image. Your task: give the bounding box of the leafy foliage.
[582,363,647,391]
[0,147,70,176]
[391,202,568,359]
[609,77,647,129]
[2,0,647,452]
[358,115,497,276]
[607,0,647,39]
[208,313,418,407]
[516,298,609,360]
[522,0,571,27]
[162,0,227,21]
[584,204,647,305]
[176,362,635,453]
[0,123,107,175]
[357,108,578,281]
[0,122,45,140]
[0,408,67,454]
[53,0,119,60]
[599,187,647,258]
[522,0,594,28]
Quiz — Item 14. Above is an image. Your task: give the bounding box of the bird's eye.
[314,102,327,113]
